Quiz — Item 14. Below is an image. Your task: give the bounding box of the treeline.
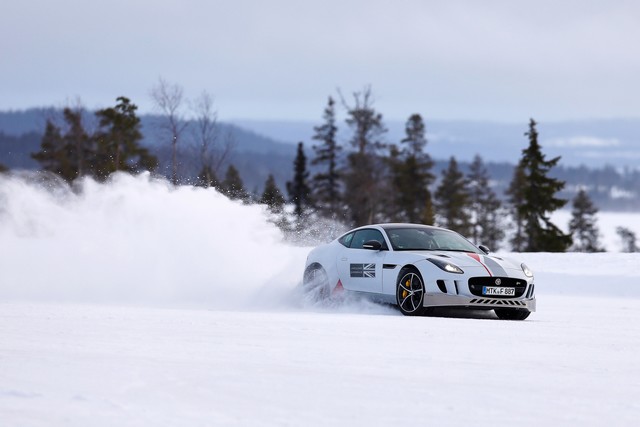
[31,97,157,181]
[4,131,640,210]
[0,80,232,187]
[204,87,619,253]
[6,83,638,252]
[269,88,580,252]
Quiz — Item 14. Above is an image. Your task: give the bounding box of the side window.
[350,229,387,250]
[338,232,354,247]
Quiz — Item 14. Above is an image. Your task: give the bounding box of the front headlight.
[521,263,533,278]
[427,258,464,274]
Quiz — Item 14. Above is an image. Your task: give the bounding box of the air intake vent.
[526,284,535,298]
[436,280,447,293]
[469,299,526,307]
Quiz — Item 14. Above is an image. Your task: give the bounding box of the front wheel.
[396,268,426,316]
[494,308,531,321]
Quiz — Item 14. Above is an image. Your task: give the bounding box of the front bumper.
[424,293,537,312]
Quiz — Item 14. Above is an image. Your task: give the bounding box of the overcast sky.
[1,0,639,122]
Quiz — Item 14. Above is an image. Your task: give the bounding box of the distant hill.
[0,109,293,156]
[0,108,58,136]
[0,131,41,169]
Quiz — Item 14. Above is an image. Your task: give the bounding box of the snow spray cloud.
[0,172,308,307]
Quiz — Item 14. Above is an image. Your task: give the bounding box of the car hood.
[405,250,523,271]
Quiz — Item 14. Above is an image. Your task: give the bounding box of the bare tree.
[190,91,233,187]
[151,78,188,184]
[338,85,386,155]
[337,85,388,226]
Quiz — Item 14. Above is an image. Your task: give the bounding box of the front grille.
[468,277,527,298]
[469,298,527,306]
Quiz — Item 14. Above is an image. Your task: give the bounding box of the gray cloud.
[1,0,639,121]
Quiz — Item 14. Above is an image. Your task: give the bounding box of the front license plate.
[482,286,515,296]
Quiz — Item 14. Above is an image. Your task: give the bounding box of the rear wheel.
[494,308,531,321]
[302,264,330,302]
[396,268,425,316]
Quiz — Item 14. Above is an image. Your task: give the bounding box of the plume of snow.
[0,172,307,307]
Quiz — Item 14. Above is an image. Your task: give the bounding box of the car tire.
[302,264,331,302]
[494,308,531,321]
[396,267,426,316]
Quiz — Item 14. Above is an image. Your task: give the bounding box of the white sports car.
[303,223,536,320]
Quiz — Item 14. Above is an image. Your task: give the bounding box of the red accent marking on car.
[332,279,344,295]
[467,253,493,276]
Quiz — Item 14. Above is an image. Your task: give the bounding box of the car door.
[337,228,387,294]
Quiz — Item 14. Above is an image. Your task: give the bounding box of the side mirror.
[362,240,382,251]
[478,245,490,254]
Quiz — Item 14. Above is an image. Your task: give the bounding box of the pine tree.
[220,164,249,202]
[310,96,342,219]
[386,145,404,221]
[32,120,69,179]
[94,97,158,180]
[31,108,92,182]
[259,174,289,232]
[506,163,527,251]
[516,119,572,252]
[260,174,286,213]
[468,155,504,249]
[341,86,387,226]
[286,142,312,221]
[569,189,603,252]
[616,227,638,252]
[435,157,471,236]
[422,197,436,226]
[389,114,435,224]
[62,108,92,179]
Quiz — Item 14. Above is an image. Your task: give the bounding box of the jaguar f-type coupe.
[303,223,536,320]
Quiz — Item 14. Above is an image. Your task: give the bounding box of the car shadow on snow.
[370,302,500,320]
[422,307,499,320]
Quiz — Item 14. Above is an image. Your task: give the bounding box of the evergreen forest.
[1,84,636,253]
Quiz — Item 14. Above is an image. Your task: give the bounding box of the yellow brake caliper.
[402,279,410,299]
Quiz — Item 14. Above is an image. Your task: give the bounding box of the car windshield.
[384,227,480,253]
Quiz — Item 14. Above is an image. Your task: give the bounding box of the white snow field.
[1,173,640,426]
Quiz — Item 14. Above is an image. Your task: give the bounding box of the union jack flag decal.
[350,263,376,278]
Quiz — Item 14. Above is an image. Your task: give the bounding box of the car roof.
[379,223,440,231]
[344,223,442,235]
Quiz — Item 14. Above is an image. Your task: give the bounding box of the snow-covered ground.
[550,209,640,253]
[1,173,639,426]
[2,296,639,427]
